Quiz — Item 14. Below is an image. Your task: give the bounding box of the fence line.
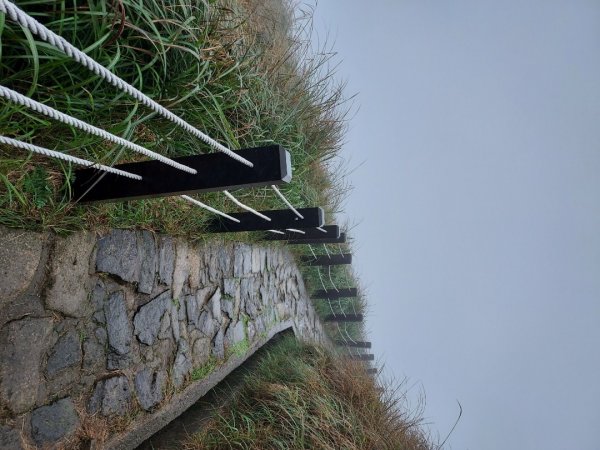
[271,185,304,219]
[223,191,271,221]
[0,136,142,179]
[0,0,253,167]
[0,86,196,174]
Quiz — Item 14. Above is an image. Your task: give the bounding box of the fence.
[0,0,377,374]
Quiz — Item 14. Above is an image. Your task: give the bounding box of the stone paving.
[0,227,326,449]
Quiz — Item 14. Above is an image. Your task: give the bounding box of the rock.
[91,280,107,324]
[30,398,79,446]
[46,232,95,317]
[137,231,157,294]
[207,288,221,319]
[172,340,192,387]
[170,303,180,343]
[224,320,246,348]
[0,317,53,414]
[191,336,211,366]
[134,368,166,411]
[89,376,131,416]
[82,338,105,374]
[185,294,200,328]
[104,291,132,369]
[222,278,240,319]
[46,330,82,377]
[172,241,191,300]
[96,230,139,283]
[158,313,171,341]
[0,227,45,305]
[212,328,225,360]
[133,291,171,345]
[95,327,107,346]
[233,244,252,277]
[0,425,22,450]
[251,247,263,273]
[158,236,175,286]
[242,278,261,318]
[198,310,217,338]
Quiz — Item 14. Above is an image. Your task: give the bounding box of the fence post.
[72,145,291,203]
[266,232,346,245]
[300,253,352,265]
[205,207,324,232]
[335,340,371,348]
[323,313,363,322]
[312,288,357,299]
[347,354,375,361]
[264,225,340,240]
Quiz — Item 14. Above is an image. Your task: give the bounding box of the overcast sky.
[313,1,600,449]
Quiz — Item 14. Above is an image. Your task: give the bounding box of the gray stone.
[96,230,139,283]
[46,330,82,377]
[91,280,107,324]
[46,232,95,317]
[170,303,180,343]
[185,294,200,328]
[138,231,157,294]
[172,340,192,387]
[212,328,225,360]
[104,291,132,369]
[30,398,79,446]
[82,338,105,374]
[134,291,171,345]
[207,288,221,318]
[191,336,211,366]
[233,244,252,277]
[0,317,53,414]
[224,320,246,348]
[0,227,45,305]
[158,312,171,340]
[251,247,263,273]
[0,425,22,450]
[95,327,107,345]
[158,236,175,285]
[198,310,217,338]
[89,376,131,416]
[172,241,191,300]
[134,368,166,411]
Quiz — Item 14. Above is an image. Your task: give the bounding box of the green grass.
[191,357,219,381]
[183,336,435,450]
[0,0,351,238]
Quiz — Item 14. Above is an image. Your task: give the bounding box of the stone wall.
[0,228,326,449]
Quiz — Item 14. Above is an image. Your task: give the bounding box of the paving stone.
[30,398,79,445]
[134,368,166,411]
[89,376,131,416]
[138,231,157,294]
[46,232,95,317]
[0,317,53,414]
[134,291,171,346]
[46,330,82,377]
[0,227,45,305]
[0,425,22,450]
[104,291,132,369]
[96,230,139,283]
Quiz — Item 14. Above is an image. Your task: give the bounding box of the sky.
[312,1,600,449]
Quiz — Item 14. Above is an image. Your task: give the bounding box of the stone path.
[0,228,326,449]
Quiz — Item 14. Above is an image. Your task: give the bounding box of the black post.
[277,233,346,245]
[312,288,357,299]
[205,207,324,232]
[347,354,375,361]
[323,313,363,322]
[366,368,378,375]
[264,225,340,241]
[335,340,371,348]
[300,253,352,266]
[72,145,291,203]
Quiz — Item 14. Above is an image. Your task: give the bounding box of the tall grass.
[184,336,435,450]
[0,0,352,235]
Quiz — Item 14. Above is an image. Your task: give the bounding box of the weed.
[191,357,218,381]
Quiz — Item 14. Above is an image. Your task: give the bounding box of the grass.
[191,357,219,381]
[0,0,352,238]
[183,336,435,450]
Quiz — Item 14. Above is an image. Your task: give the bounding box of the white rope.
[328,265,339,292]
[223,191,271,221]
[316,266,329,294]
[180,195,240,222]
[308,244,318,260]
[286,228,305,234]
[0,0,253,168]
[323,243,331,259]
[271,185,304,219]
[0,136,142,179]
[0,86,196,174]
[337,244,345,255]
[316,227,327,233]
[267,229,285,234]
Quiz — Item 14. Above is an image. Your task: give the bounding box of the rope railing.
[223,190,271,221]
[180,195,240,223]
[0,136,142,179]
[271,185,304,219]
[0,0,253,167]
[0,85,196,174]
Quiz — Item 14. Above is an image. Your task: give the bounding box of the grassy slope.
[183,336,435,450]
